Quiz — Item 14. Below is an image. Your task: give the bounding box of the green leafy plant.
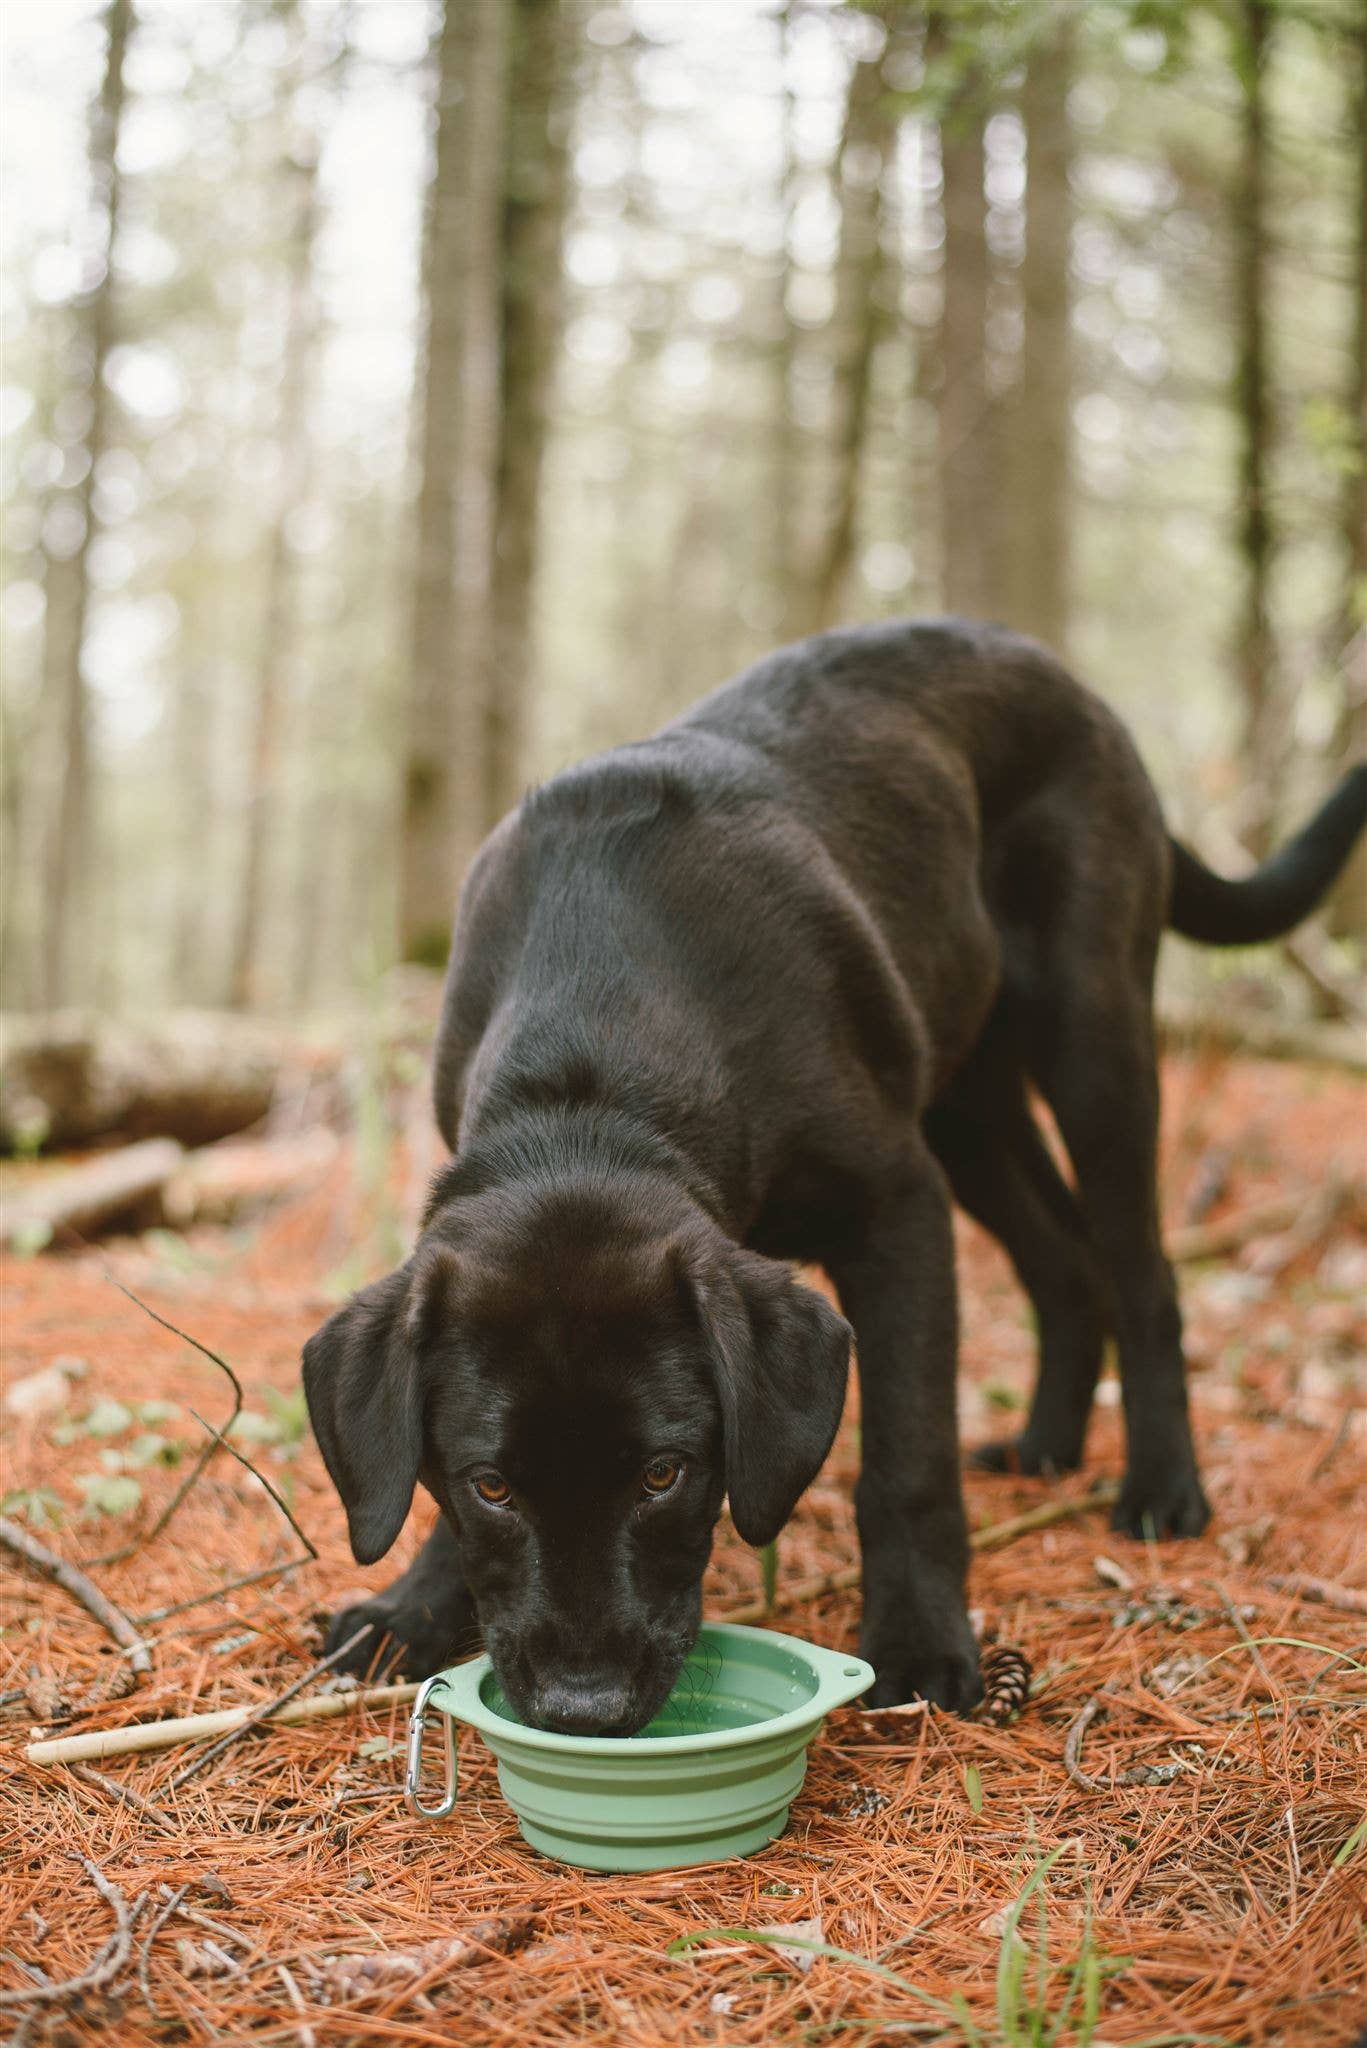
[964,1763,985,1814]
[759,1538,779,1612]
[1,1487,65,1528]
[75,1472,143,1519]
[229,1386,309,1451]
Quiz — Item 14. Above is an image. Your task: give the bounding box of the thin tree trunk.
[770,2,799,640]
[228,113,320,1009]
[1328,16,1367,941]
[40,0,133,1009]
[805,42,893,634]
[1233,0,1279,856]
[1008,23,1072,655]
[934,30,998,621]
[483,0,572,833]
[399,0,508,968]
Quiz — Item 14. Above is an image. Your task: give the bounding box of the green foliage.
[670,1848,1230,2047]
[229,1386,308,1450]
[9,1220,54,1258]
[125,1431,184,1468]
[759,1538,779,1612]
[964,1761,985,1813]
[1,1487,65,1529]
[75,1471,143,1519]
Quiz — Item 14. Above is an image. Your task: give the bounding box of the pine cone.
[977,1644,1032,1725]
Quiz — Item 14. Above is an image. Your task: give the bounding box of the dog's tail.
[1167,765,1367,946]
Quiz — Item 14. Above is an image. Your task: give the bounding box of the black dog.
[304,619,1366,1731]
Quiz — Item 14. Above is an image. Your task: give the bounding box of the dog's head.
[302,1175,850,1734]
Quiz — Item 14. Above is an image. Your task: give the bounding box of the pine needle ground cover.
[2,1052,1363,2048]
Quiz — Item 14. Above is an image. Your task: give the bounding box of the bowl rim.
[426,1621,874,1758]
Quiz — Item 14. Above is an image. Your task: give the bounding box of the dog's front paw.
[1111,1463,1210,1541]
[861,1635,983,1716]
[324,1595,474,1680]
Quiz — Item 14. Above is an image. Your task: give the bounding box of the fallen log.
[1158,999,1366,1072]
[0,1011,300,1152]
[163,1127,339,1226]
[2,1138,184,1250]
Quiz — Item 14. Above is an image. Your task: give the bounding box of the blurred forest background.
[3,0,1365,1021]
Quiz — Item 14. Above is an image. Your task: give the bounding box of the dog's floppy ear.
[302,1243,456,1566]
[686,1239,851,1548]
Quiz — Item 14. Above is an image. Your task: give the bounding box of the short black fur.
[302,618,1367,1729]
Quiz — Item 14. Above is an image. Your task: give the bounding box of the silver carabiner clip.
[404,1674,458,1819]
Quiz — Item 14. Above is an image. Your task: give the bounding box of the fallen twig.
[136,1556,308,1626]
[169,1625,372,1790]
[26,1678,421,1767]
[0,1855,145,2010]
[1267,1573,1367,1616]
[187,1405,317,1560]
[67,1762,176,1834]
[276,1960,317,2047]
[1063,1695,1107,1793]
[0,1515,151,1678]
[84,1274,247,1568]
[138,1885,187,2018]
[723,1486,1120,1626]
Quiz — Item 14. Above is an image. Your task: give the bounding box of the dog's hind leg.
[926,1046,1110,1476]
[1024,979,1209,1541]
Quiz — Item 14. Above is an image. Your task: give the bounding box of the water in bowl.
[482,1632,820,1739]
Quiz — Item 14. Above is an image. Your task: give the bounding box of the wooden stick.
[25,1485,1121,1768]
[67,1762,178,1834]
[168,1626,370,1790]
[26,1680,420,1767]
[1062,1695,1106,1793]
[1267,1572,1367,1616]
[720,1484,1120,1626]
[1,1515,151,1676]
[0,1856,144,2009]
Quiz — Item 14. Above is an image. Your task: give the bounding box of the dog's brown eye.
[474,1474,511,1506]
[641,1457,682,1497]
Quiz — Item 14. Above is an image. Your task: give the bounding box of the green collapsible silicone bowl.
[405,1622,873,1873]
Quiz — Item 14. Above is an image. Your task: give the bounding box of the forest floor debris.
[1,1051,1364,2046]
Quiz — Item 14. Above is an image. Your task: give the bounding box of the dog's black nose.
[530,1678,635,1736]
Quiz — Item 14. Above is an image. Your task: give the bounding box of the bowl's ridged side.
[485,1717,824,1873]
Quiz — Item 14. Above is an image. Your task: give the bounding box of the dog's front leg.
[325,1515,479,1679]
[829,1147,982,1712]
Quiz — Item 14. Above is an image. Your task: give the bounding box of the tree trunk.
[934,34,998,622]
[399,0,508,968]
[1008,23,1073,656]
[805,42,893,634]
[1328,16,1367,942]
[40,0,134,1010]
[771,0,802,641]
[483,0,572,833]
[228,105,320,1009]
[1232,0,1279,855]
